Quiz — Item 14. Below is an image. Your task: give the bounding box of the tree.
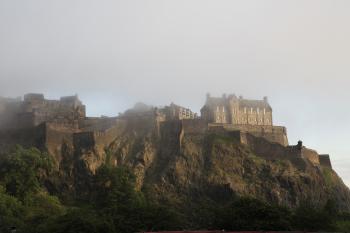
[37,208,116,233]
[292,200,335,231]
[0,185,25,233]
[0,145,53,199]
[92,165,182,233]
[218,197,292,231]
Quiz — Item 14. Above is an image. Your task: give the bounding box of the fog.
[1,0,350,186]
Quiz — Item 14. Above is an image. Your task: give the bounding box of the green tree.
[292,200,335,231]
[93,165,182,233]
[0,185,25,233]
[0,145,53,199]
[37,208,115,233]
[218,197,292,231]
[23,191,66,232]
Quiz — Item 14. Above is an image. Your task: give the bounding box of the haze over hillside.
[0,0,349,186]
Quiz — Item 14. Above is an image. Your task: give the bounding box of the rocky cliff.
[51,119,350,211]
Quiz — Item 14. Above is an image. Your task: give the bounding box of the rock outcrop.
[97,122,350,210]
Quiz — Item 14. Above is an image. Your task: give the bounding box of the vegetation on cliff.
[0,146,350,232]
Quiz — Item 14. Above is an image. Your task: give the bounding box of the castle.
[0,93,332,171]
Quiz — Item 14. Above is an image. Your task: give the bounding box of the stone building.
[0,93,86,130]
[162,103,197,120]
[201,93,272,126]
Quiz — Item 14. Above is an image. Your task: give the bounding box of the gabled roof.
[202,96,272,111]
[206,97,226,106]
[238,99,272,111]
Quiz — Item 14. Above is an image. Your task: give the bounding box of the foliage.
[215,197,292,231]
[37,208,116,233]
[291,199,337,231]
[92,164,182,233]
[0,145,53,199]
[23,191,66,232]
[0,185,25,233]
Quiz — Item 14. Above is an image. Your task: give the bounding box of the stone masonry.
[0,93,333,169]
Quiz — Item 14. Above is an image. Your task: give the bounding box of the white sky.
[0,0,349,187]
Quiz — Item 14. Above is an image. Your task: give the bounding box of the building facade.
[0,93,86,130]
[200,94,272,126]
[162,103,197,120]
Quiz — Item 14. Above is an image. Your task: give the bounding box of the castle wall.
[319,154,332,168]
[45,124,75,163]
[181,119,207,134]
[93,121,126,147]
[242,133,309,170]
[73,131,95,151]
[301,148,320,165]
[209,124,288,146]
[0,94,86,130]
[82,117,119,131]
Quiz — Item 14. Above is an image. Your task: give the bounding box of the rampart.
[208,123,288,146]
[319,154,332,168]
[301,148,320,165]
[45,123,75,163]
[238,132,331,169]
[181,119,208,134]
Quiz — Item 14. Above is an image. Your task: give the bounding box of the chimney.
[297,140,303,150]
[263,96,268,102]
[206,92,210,100]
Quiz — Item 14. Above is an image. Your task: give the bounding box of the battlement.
[207,124,288,146]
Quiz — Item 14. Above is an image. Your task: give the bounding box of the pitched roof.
[238,99,272,110]
[203,96,272,111]
[205,97,227,106]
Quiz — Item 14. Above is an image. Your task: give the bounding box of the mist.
[1,0,350,186]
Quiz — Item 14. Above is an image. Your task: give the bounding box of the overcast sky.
[0,0,350,187]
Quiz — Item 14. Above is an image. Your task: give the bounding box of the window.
[217,106,219,112]
[257,108,259,114]
[222,107,225,112]
[250,108,253,113]
[244,107,247,113]
[263,108,266,115]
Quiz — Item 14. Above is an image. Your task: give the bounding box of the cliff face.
[71,121,350,210]
[1,119,350,210]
